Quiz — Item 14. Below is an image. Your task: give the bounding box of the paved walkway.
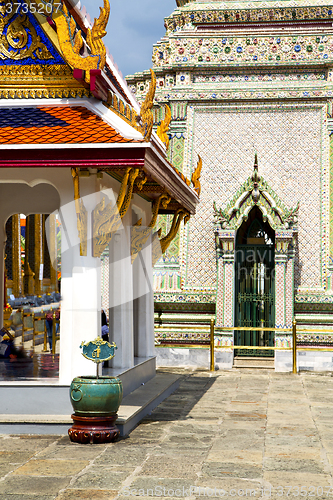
[1,369,333,500]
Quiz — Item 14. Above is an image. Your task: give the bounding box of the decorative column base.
[68,414,120,444]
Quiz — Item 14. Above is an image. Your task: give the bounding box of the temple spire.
[251,153,260,203]
[254,152,258,170]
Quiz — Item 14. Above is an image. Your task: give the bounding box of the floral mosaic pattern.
[128,0,333,319]
[168,134,185,172]
[166,2,333,31]
[193,72,326,83]
[153,34,333,69]
[182,104,324,291]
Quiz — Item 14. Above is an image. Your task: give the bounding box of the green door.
[234,211,275,357]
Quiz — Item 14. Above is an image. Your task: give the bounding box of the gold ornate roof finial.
[191,154,202,197]
[139,69,156,141]
[86,0,110,65]
[53,0,110,82]
[156,105,172,149]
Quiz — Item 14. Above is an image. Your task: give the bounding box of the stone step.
[0,372,180,436]
[233,357,275,369]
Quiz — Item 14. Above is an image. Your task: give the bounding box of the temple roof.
[0,106,138,145]
[0,0,200,215]
[175,0,333,8]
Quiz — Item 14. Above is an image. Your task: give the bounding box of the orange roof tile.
[0,106,139,145]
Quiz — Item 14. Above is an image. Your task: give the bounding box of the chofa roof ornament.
[52,0,110,82]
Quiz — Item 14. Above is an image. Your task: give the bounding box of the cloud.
[82,0,176,76]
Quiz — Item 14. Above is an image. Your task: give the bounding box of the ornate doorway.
[234,206,275,357]
[214,156,298,368]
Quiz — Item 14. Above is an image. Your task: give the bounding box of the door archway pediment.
[213,156,299,233]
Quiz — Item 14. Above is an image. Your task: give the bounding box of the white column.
[109,210,134,369]
[133,232,154,358]
[58,187,101,385]
[0,218,7,328]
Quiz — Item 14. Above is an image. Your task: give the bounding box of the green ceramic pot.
[70,376,123,417]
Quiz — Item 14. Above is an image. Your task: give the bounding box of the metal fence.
[155,319,333,373]
[19,309,59,355]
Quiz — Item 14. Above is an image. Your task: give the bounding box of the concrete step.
[0,372,180,436]
[233,357,275,369]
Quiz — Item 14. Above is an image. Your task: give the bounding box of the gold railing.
[215,324,294,372]
[51,310,60,356]
[19,309,60,354]
[155,319,333,373]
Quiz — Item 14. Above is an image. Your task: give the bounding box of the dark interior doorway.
[234,206,275,357]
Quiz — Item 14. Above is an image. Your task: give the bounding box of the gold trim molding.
[0,64,72,78]
[0,88,90,99]
[71,167,88,256]
[0,65,90,98]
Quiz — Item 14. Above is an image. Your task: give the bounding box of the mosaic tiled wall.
[330,134,333,258]
[167,134,185,172]
[153,128,185,292]
[153,214,181,291]
[181,103,326,292]
[328,134,333,290]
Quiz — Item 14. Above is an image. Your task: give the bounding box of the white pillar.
[0,219,7,328]
[58,187,101,385]
[109,211,134,369]
[133,232,154,358]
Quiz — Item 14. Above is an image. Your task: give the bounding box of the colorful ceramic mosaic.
[182,104,325,291]
[153,34,333,69]
[166,2,333,31]
[126,0,333,349]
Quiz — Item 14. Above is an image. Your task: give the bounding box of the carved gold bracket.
[71,168,88,256]
[160,209,190,254]
[53,0,110,82]
[156,105,171,149]
[131,193,171,264]
[137,172,147,191]
[92,168,139,257]
[137,69,156,141]
[152,209,190,266]
[191,155,202,197]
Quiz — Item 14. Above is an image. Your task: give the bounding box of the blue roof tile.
[0,108,70,128]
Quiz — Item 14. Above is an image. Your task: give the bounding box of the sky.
[82,0,177,78]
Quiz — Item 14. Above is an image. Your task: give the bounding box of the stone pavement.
[1,368,333,500]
